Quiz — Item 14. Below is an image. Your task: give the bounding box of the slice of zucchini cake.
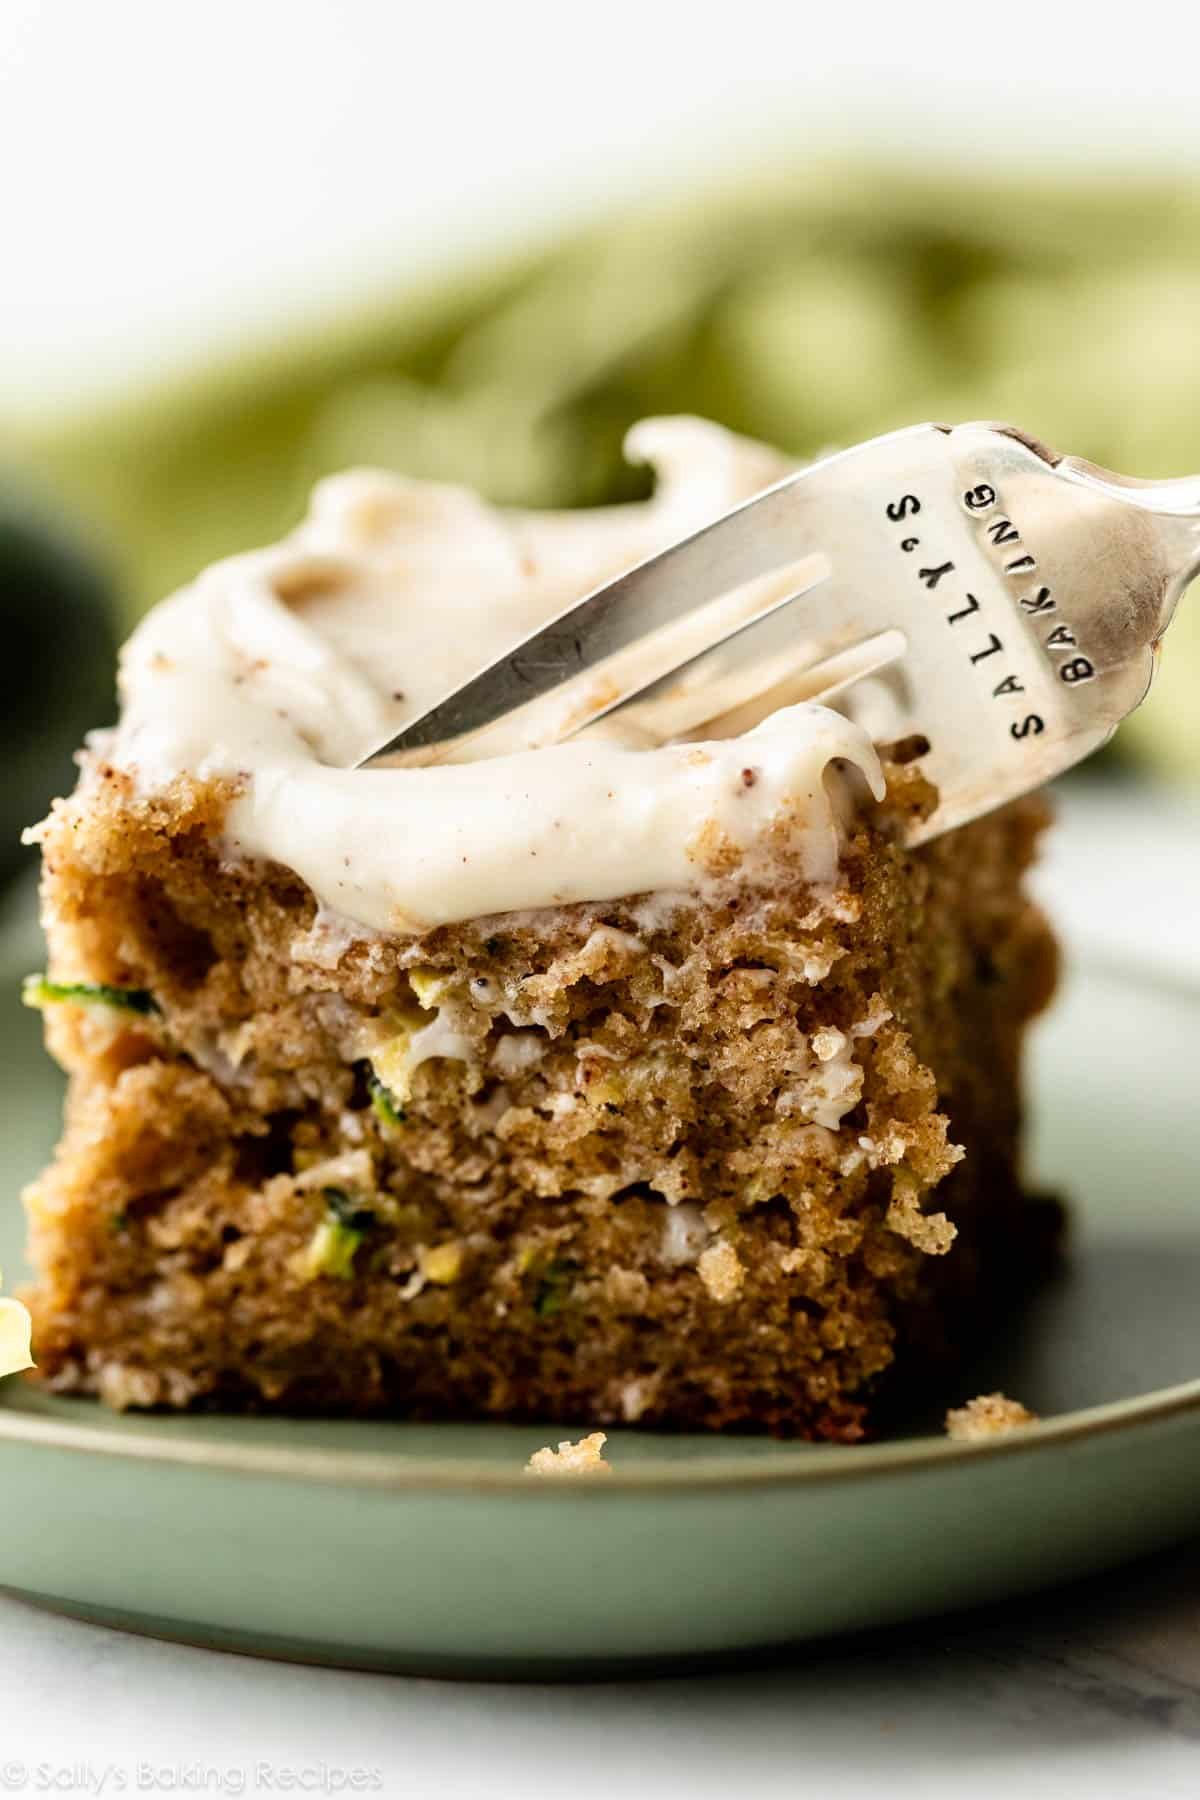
[21,419,1058,1437]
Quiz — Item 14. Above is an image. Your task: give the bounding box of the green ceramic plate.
[1,941,1198,1677]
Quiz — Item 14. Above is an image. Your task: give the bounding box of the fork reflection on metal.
[358,422,1200,844]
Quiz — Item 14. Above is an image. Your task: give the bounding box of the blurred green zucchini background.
[3,161,1200,830]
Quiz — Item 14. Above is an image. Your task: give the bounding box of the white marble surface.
[3,1546,1200,1797]
[3,777,1200,1795]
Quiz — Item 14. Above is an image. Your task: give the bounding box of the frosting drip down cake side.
[20,420,1059,1437]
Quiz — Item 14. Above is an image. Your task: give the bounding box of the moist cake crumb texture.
[21,752,1056,1437]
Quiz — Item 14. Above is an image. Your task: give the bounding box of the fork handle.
[1061,459,1200,603]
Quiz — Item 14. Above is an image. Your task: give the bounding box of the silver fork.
[358,422,1200,843]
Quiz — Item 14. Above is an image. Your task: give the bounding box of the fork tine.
[575,569,903,749]
[694,629,908,743]
[356,415,1200,848]
[433,555,837,761]
[558,563,838,748]
[357,425,931,766]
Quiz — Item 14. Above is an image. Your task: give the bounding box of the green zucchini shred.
[22,974,159,1016]
[302,1216,363,1281]
[296,1192,376,1282]
[367,1069,407,1128]
[533,1259,578,1319]
[322,1186,376,1233]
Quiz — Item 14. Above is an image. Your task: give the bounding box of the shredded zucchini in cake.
[290,1187,375,1282]
[366,1068,406,1128]
[366,969,478,1112]
[531,1259,579,1319]
[420,1241,464,1285]
[22,974,159,1016]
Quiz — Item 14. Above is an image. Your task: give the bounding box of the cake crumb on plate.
[945,1392,1039,1441]
[525,1432,612,1477]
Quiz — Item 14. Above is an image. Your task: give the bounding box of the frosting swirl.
[109,418,882,932]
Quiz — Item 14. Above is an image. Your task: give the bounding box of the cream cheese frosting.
[106,417,883,933]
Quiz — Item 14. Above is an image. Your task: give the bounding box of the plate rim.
[4,942,1199,1497]
[3,1374,1200,1496]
